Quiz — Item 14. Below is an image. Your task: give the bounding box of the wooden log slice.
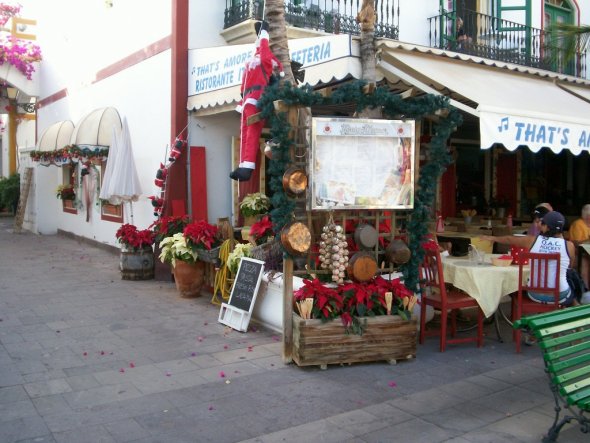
[385,239,411,264]
[280,221,311,256]
[346,251,378,282]
[354,224,378,250]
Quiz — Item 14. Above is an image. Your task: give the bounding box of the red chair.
[512,252,564,353]
[419,248,484,352]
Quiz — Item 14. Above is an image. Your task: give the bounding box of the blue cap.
[541,211,565,232]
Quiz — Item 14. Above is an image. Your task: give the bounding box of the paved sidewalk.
[0,216,586,443]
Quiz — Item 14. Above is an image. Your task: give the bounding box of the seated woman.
[480,211,576,306]
[455,17,472,49]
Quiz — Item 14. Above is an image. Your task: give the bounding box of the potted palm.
[159,220,219,297]
[115,224,155,280]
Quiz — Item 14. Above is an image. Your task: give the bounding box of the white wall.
[398,0,440,46]
[27,0,172,246]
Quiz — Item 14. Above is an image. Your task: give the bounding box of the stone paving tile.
[325,409,392,436]
[53,424,116,443]
[23,378,72,398]
[238,419,356,443]
[0,385,29,404]
[0,399,39,422]
[0,415,51,443]
[62,383,143,409]
[360,417,459,442]
[32,394,73,416]
[387,387,464,416]
[103,418,152,443]
[468,385,549,416]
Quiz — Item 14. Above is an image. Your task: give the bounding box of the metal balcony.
[428,9,587,78]
[224,0,399,40]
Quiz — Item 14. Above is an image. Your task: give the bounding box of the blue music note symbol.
[498,117,509,132]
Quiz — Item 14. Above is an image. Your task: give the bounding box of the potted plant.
[239,192,270,226]
[115,224,155,280]
[56,184,76,201]
[158,219,219,297]
[249,215,274,245]
[150,215,189,244]
[291,275,417,368]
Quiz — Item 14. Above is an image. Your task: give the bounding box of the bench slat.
[555,368,590,392]
[545,340,590,361]
[540,328,590,351]
[536,318,590,339]
[565,385,590,409]
[548,352,590,373]
[516,305,590,329]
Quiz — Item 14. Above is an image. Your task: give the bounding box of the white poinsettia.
[159,233,199,267]
[226,243,253,275]
[239,192,270,217]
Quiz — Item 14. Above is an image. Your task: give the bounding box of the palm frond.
[545,24,590,67]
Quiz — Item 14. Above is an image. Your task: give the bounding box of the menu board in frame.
[310,118,415,210]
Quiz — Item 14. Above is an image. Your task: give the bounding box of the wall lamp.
[6,86,37,113]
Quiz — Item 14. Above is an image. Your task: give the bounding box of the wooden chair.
[419,248,484,352]
[512,252,564,353]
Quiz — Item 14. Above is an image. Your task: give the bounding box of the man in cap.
[568,204,590,246]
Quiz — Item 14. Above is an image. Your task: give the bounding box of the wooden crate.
[292,313,417,369]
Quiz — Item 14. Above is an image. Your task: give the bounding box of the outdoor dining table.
[436,231,494,255]
[441,254,529,318]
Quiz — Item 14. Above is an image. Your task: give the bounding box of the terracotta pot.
[173,260,205,298]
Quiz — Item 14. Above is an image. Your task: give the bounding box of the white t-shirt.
[529,235,570,293]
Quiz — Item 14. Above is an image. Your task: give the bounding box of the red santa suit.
[231,29,283,181]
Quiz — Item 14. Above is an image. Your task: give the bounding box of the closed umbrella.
[100,117,142,221]
[98,126,120,203]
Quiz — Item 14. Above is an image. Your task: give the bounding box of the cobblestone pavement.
[0,216,586,442]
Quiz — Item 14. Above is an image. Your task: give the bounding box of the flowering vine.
[0,3,42,80]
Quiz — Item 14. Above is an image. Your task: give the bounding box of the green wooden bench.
[513,304,590,442]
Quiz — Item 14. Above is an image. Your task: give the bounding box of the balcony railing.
[428,9,587,78]
[224,0,399,40]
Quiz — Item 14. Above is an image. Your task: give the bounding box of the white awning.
[36,120,74,151]
[376,43,590,155]
[70,107,122,147]
[187,34,361,115]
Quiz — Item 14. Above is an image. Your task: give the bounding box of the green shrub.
[0,173,20,214]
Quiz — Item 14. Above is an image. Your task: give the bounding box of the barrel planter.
[120,246,155,280]
[292,313,417,369]
[173,260,205,298]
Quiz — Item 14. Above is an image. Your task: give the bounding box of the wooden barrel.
[120,247,155,280]
[346,251,378,282]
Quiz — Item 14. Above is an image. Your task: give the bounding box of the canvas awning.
[375,42,590,155]
[187,34,361,115]
[36,120,74,151]
[70,107,122,147]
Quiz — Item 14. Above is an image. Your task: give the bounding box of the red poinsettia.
[249,215,274,245]
[183,220,219,250]
[150,215,189,243]
[294,278,343,321]
[116,224,154,250]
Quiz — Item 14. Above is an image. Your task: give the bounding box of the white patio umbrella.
[100,117,142,222]
[98,126,120,203]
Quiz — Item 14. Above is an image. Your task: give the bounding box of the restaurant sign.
[188,34,354,96]
[480,109,590,155]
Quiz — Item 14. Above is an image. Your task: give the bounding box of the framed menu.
[310,118,416,210]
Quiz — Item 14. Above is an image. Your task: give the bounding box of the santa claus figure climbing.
[230,20,284,181]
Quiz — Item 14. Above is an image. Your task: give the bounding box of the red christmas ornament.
[154,163,168,187]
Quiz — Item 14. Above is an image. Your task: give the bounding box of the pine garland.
[257,80,462,291]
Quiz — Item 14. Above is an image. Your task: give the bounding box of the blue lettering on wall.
[561,128,569,145]
[514,122,525,140]
[195,71,235,93]
[290,41,331,66]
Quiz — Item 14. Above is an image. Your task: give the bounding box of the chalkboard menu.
[228,258,265,313]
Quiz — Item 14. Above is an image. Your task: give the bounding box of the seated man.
[568,204,590,246]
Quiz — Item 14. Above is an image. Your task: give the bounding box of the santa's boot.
[229,167,253,181]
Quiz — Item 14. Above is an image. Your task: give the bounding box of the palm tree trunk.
[264,0,295,84]
[357,0,380,118]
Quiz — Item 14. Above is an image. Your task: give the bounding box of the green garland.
[257,80,462,291]
[29,144,109,166]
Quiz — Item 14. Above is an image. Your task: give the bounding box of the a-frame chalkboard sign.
[218,257,265,332]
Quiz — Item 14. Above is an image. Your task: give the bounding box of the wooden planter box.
[292,313,417,369]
